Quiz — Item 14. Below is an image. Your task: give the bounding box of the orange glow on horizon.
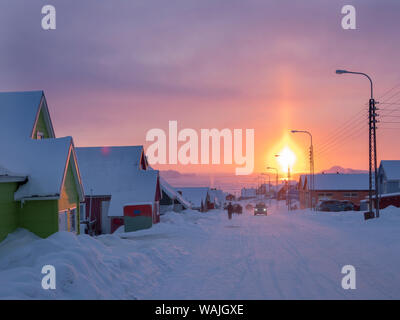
[276,146,296,172]
[265,132,307,175]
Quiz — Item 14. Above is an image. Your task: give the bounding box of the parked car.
[254,202,267,215]
[233,204,243,214]
[317,200,353,212]
[341,200,355,211]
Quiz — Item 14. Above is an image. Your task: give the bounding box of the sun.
[276,147,296,172]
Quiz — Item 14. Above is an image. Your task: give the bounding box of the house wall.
[379,167,400,194]
[160,190,173,205]
[33,107,51,139]
[83,196,111,235]
[58,160,81,234]
[383,181,400,194]
[160,191,174,214]
[18,200,59,238]
[310,190,369,206]
[299,190,311,209]
[379,194,400,209]
[124,204,154,232]
[0,182,19,242]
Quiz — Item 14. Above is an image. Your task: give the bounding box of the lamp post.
[336,69,379,219]
[291,130,314,210]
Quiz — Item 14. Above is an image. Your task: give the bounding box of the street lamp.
[291,130,314,210]
[336,69,379,219]
[335,70,373,98]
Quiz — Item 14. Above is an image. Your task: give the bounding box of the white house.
[379,160,400,194]
[76,146,161,234]
[158,176,192,213]
[175,187,211,212]
[241,188,257,199]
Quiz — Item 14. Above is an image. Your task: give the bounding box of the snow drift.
[0,206,399,300]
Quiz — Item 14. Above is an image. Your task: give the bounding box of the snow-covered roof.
[300,173,371,191]
[175,187,209,208]
[159,177,191,209]
[0,137,83,200]
[380,160,400,181]
[76,146,160,217]
[0,165,26,182]
[0,91,55,140]
[108,170,160,217]
[209,189,225,206]
[76,146,146,194]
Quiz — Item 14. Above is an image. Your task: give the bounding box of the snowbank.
[0,210,204,300]
[0,207,399,299]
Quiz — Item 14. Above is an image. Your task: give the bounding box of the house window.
[318,193,333,199]
[36,131,44,139]
[344,193,358,198]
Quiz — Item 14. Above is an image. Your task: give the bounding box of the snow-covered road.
[138,204,400,299]
[1,204,399,299]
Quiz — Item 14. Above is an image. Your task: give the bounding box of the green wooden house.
[0,91,84,241]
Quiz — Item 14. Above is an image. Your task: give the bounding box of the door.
[69,208,77,233]
[58,210,68,231]
[101,200,111,234]
[123,204,153,232]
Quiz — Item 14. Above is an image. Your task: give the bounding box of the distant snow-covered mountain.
[320,166,368,174]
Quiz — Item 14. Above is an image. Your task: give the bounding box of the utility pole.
[336,69,380,219]
[370,97,380,217]
[310,144,315,209]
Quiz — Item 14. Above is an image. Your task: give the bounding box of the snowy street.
[1,203,400,299]
[139,204,400,299]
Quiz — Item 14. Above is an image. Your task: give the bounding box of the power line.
[315,86,400,158]
[317,112,368,155]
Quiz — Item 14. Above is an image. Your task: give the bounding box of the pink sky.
[1,0,400,176]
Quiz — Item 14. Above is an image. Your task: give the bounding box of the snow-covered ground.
[0,203,399,299]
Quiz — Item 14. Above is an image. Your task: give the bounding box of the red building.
[299,174,370,209]
[81,195,111,235]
